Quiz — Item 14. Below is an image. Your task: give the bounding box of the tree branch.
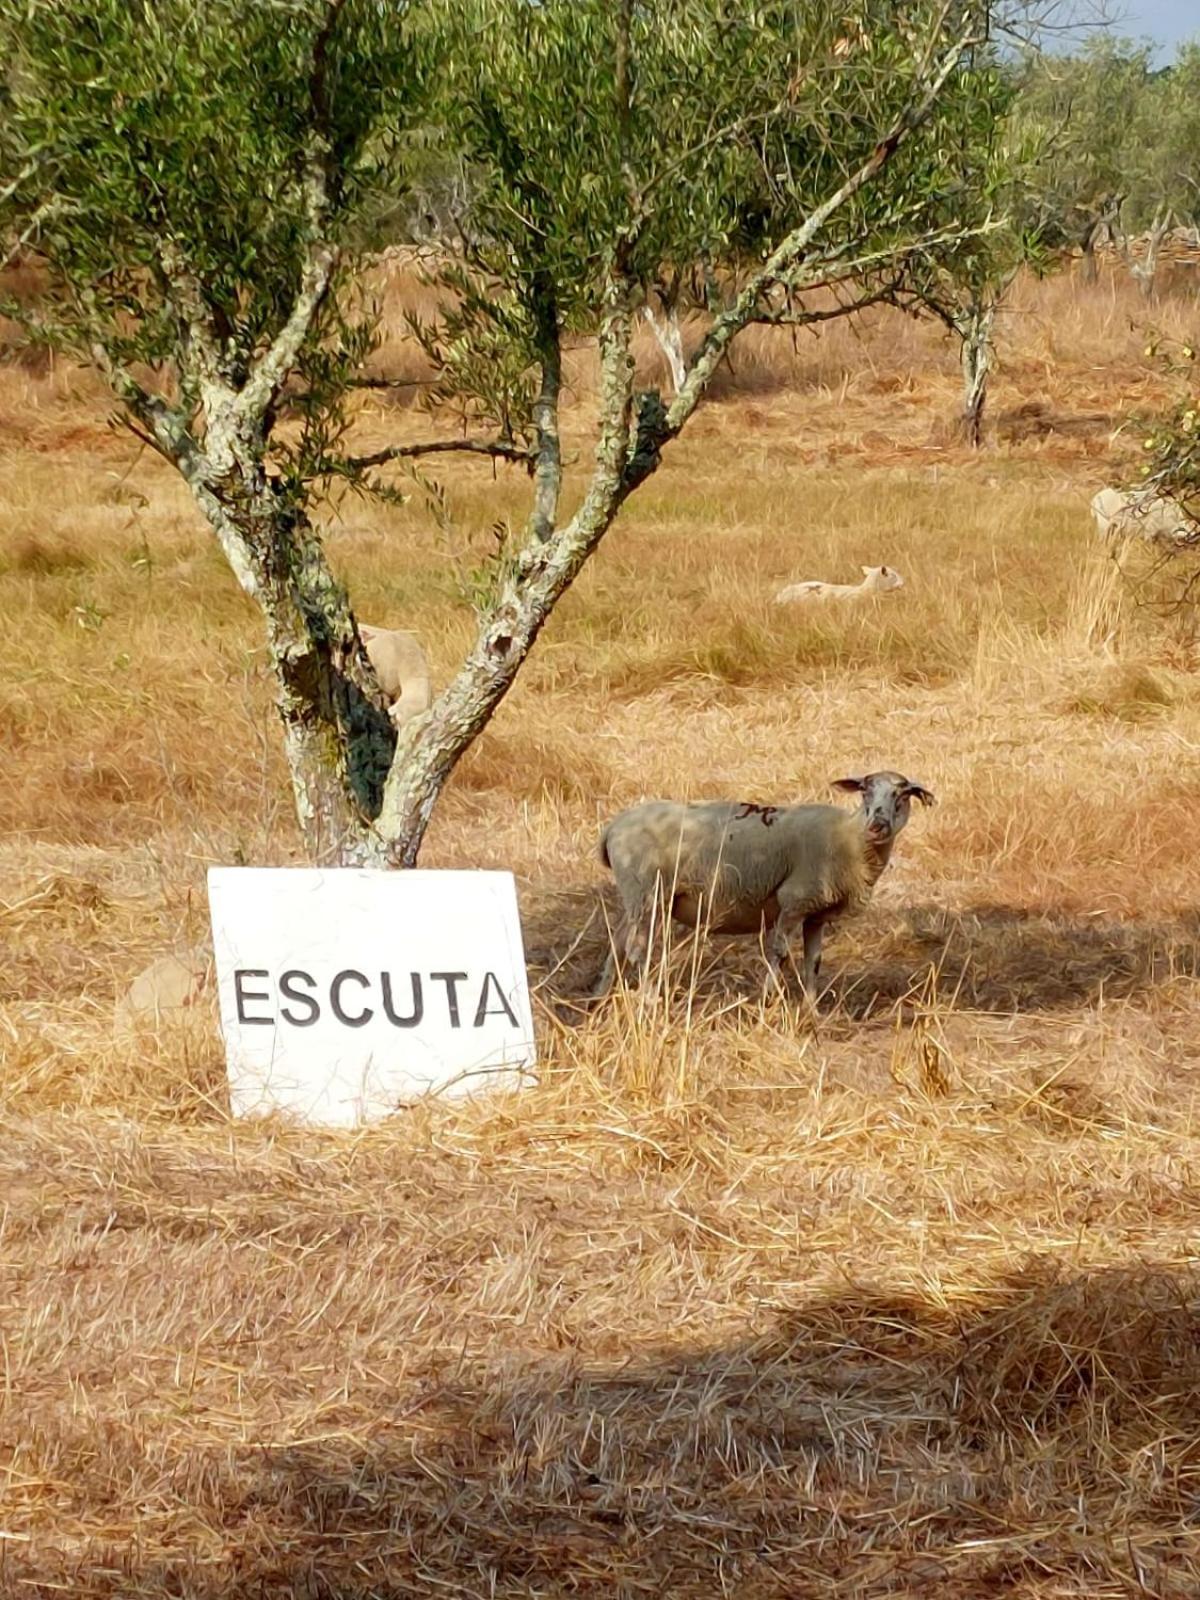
[523,272,563,542]
[664,2,985,439]
[348,375,432,390]
[236,237,338,424]
[309,0,350,134]
[158,236,226,388]
[0,203,55,276]
[0,153,48,209]
[346,438,536,470]
[233,2,347,424]
[375,296,637,859]
[748,277,905,327]
[79,310,189,465]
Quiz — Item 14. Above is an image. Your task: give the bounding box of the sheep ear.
[906,784,936,807]
[860,566,874,576]
[832,777,865,794]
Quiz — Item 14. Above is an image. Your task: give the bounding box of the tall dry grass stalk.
[4,264,1200,1596]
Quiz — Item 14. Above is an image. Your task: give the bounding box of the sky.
[1110,0,1196,59]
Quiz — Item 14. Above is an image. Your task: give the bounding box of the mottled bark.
[526,274,563,544]
[1130,208,1172,302]
[183,459,396,864]
[111,224,396,865]
[958,300,994,448]
[642,301,686,395]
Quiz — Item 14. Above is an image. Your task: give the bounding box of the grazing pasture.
[4,267,1200,1597]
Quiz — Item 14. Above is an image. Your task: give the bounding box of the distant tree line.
[1014,36,1200,291]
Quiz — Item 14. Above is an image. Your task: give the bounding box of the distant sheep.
[116,947,212,1031]
[359,623,432,728]
[1090,487,1198,548]
[774,565,904,604]
[594,769,934,1000]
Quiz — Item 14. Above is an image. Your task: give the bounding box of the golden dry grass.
[4,264,1200,1597]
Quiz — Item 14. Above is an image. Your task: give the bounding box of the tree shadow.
[47,1260,1200,1596]
[836,900,1200,1017]
[995,398,1114,442]
[520,886,1200,1021]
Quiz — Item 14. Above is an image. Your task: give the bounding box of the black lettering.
[234,969,273,1026]
[734,802,779,827]
[430,971,468,1027]
[330,970,373,1028]
[278,969,320,1027]
[381,972,424,1027]
[473,971,520,1028]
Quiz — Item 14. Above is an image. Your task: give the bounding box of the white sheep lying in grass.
[593,769,934,1000]
[774,565,904,604]
[115,947,212,1031]
[359,623,432,728]
[1090,487,1198,548]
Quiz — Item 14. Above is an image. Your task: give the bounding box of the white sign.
[207,868,537,1127]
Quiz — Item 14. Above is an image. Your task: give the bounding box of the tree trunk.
[1131,208,1172,302]
[958,300,994,448]
[258,503,396,865]
[188,466,396,865]
[1079,222,1099,286]
[642,302,687,395]
[1079,193,1126,287]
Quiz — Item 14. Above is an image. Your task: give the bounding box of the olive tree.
[1012,38,1200,295]
[2,0,1013,866]
[904,71,1052,445]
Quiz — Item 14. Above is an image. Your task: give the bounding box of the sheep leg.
[801,917,825,995]
[766,907,805,993]
[389,676,432,729]
[620,893,660,987]
[590,946,620,1001]
[592,887,659,999]
[768,903,828,1001]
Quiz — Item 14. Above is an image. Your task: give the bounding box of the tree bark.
[958,299,994,448]
[1079,221,1100,286]
[183,458,396,865]
[1079,193,1125,287]
[526,273,563,544]
[1131,208,1172,302]
[642,301,687,395]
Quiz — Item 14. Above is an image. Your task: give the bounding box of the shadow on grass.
[29,1260,1200,1597]
[521,885,1200,1020]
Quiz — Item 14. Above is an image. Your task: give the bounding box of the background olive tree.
[903,72,1054,445]
[2,0,1016,866]
[1015,37,1200,296]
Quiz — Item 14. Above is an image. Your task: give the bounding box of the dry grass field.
[5,265,1200,1597]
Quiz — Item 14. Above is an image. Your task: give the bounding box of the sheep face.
[833,769,934,846]
[861,565,904,592]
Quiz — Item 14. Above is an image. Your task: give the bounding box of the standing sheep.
[359,623,432,728]
[1090,487,1197,547]
[594,770,934,999]
[774,565,904,604]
